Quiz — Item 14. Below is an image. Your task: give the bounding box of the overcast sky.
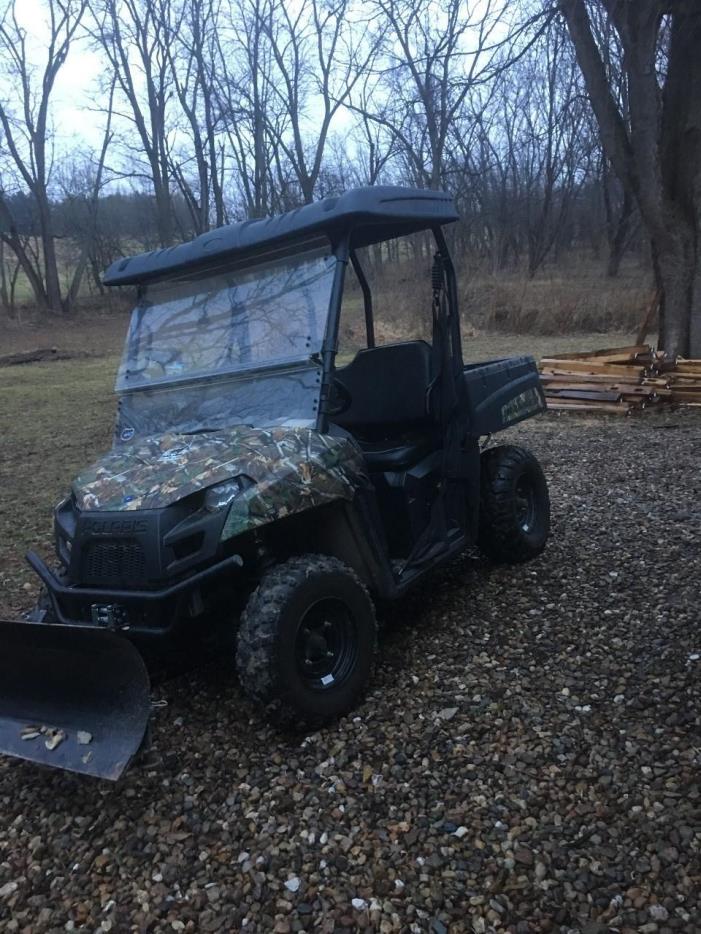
[14,0,106,151]
[4,0,508,196]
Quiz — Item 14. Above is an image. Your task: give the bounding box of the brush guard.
[0,620,151,781]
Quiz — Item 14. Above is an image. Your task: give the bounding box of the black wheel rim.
[515,475,536,532]
[294,598,357,692]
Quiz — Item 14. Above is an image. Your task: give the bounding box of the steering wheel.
[328,377,353,416]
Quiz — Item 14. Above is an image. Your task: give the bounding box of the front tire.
[478,444,550,564]
[236,555,377,728]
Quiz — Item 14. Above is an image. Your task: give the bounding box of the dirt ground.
[0,329,699,931]
[1,308,131,358]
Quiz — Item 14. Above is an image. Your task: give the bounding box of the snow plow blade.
[0,620,151,781]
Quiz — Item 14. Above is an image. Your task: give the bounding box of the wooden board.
[541,372,646,385]
[542,380,647,392]
[540,361,646,377]
[542,344,650,361]
[546,401,634,415]
[545,389,622,402]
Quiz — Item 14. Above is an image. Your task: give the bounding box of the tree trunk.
[0,204,51,314]
[154,181,173,248]
[90,256,105,296]
[690,266,701,356]
[33,189,63,314]
[41,223,64,314]
[659,5,701,355]
[0,239,10,317]
[652,240,701,357]
[605,190,633,278]
[560,0,701,356]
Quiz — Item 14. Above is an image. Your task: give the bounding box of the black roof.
[103,186,458,287]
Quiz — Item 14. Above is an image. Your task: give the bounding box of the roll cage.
[103,186,463,438]
[318,225,463,434]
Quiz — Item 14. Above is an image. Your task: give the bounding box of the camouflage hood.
[72,426,368,521]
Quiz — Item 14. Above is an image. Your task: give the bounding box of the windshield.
[117,241,335,391]
[114,241,336,439]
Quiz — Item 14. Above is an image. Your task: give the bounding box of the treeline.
[0,188,205,304]
[0,0,631,313]
[1,0,698,356]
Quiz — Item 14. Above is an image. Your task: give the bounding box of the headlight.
[203,478,245,513]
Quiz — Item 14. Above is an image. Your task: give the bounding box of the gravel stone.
[1,410,701,930]
[437,707,458,721]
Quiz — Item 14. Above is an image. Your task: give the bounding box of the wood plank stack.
[656,357,701,406]
[539,345,701,415]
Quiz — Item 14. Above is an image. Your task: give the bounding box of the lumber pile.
[539,344,701,414]
[661,357,701,407]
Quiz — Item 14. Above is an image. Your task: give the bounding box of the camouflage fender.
[72,427,368,537]
[220,430,367,539]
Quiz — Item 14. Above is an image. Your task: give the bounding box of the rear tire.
[478,445,550,564]
[236,555,377,728]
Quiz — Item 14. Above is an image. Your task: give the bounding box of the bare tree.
[517,23,592,276]
[600,150,636,278]
[0,0,87,313]
[57,78,116,305]
[89,0,175,246]
[559,0,701,355]
[585,7,636,278]
[0,226,25,317]
[347,76,397,186]
[260,0,377,204]
[453,92,524,270]
[361,0,540,190]
[0,0,664,322]
[164,0,226,233]
[214,0,280,218]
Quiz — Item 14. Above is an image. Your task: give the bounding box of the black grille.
[83,539,147,586]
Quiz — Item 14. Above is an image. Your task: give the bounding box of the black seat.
[334,341,435,470]
[359,434,434,470]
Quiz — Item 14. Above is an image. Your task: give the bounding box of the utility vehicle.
[0,187,549,779]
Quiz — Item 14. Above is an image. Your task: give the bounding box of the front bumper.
[27,550,243,635]
[55,497,230,588]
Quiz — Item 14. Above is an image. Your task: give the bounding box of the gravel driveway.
[0,409,699,933]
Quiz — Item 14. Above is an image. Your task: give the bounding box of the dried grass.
[343,250,653,342]
[462,271,652,335]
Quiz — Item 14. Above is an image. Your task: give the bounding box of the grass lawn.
[0,356,117,615]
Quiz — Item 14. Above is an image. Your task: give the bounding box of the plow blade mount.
[0,621,151,780]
